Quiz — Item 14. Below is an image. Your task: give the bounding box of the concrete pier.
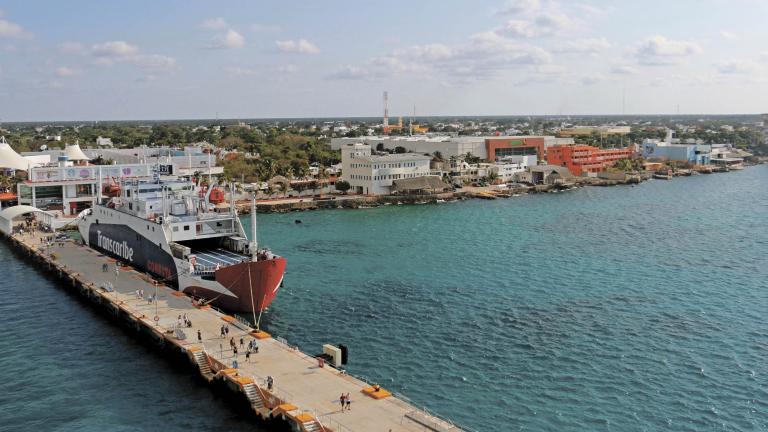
[6,230,462,432]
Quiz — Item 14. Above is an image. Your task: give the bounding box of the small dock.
[7,230,462,432]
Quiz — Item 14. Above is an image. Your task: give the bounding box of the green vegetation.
[334,180,351,194]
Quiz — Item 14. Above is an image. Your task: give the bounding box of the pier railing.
[203,306,467,432]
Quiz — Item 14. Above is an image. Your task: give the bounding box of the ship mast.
[250,196,258,261]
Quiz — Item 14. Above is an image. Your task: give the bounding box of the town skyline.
[2,0,768,121]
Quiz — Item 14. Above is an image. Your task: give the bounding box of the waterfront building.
[83,144,222,176]
[516,165,575,185]
[546,144,633,176]
[340,143,433,195]
[494,155,538,182]
[331,135,573,162]
[17,161,157,216]
[641,139,711,165]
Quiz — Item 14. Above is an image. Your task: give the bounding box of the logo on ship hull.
[97,230,134,262]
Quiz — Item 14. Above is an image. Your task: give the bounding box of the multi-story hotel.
[546,144,633,176]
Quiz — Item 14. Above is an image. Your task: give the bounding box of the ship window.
[183,225,190,231]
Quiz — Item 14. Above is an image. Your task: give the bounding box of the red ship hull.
[183,257,286,313]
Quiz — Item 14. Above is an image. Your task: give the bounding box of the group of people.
[339,393,352,412]
[226,334,259,362]
[176,314,192,328]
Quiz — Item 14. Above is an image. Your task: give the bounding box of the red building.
[485,137,545,162]
[546,145,633,176]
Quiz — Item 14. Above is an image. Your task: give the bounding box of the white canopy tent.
[0,137,35,171]
[64,142,90,161]
[0,205,56,235]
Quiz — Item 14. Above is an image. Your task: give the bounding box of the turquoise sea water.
[1,166,766,431]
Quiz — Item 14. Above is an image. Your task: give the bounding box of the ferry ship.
[78,170,285,314]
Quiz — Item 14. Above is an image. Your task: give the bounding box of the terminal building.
[0,139,230,217]
[331,135,573,162]
[340,143,434,195]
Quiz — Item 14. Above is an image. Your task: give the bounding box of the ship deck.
[190,247,248,268]
[13,231,461,432]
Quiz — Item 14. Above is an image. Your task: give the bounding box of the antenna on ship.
[250,196,258,261]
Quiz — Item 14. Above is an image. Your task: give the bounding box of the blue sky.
[1,0,767,121]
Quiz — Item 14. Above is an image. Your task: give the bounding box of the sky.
[1,0,767,121]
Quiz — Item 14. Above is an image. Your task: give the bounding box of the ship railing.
[314,411,354,432]
[343,373,471,432]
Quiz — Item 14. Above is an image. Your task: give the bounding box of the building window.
[184,225,190,231]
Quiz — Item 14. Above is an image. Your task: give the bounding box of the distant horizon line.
[1,113,764,124]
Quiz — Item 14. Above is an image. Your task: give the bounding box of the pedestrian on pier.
[220,325,225,338]
[267,376,273,391]
[245,350,250,362]
[345,393,351,411]
[339,394,346,411]
[233,346,238,356]
[239,337,244,348]
[197,329,202,342]
[224,325,229,336]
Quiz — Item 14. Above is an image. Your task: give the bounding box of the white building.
[18,162,159,216]
[96,136,113,147]
[340,143,432,195]
[494,155,537,182]
[331,135,573,161]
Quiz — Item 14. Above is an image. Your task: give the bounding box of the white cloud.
[329,30,551,83]
[277,64,298,74]
[209,29,245,49]
[636,35,702,65]
[55,66,78,77]
[251,23,281,32]
[0,17,32,39]
[761,51,768,61]
[719,30,738,41]
[275,39,320,54]
[131,54,176,70]
[496,0,540,15]
[326,66,381,81]
[610,65,638,75]
[580,74,605,85]
[89,40,176,71]
[135,74,158,83]
[59,42,86,55]
[224,66,259,76]
[500,11,575,38]
[717,59,760,75]
[202,17,227,30]
[92,41,139,58]
[554,37,611,54]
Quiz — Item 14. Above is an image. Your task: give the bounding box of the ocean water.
[1,166,767,431]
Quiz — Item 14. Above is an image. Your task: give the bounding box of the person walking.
[267,376,273,391]
[339,393,346,411]
[345,393,351,411]
[245,350,251,362]
[197,329,202,342]
[220,325,226,338]
[239,337,244,348]
[224,325,229,336]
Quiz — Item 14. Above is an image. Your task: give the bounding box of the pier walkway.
[12,231,461,432]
